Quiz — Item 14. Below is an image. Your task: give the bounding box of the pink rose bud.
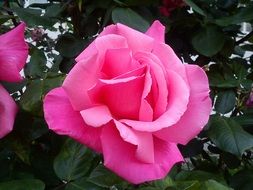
[246,91,253,107]
[160,0,186,16]
[0,22,28,138]
[43,21,212,184]
[31,27,44,41]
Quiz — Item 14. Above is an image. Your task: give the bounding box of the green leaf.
[55,34,87,58]
[0,179,45,190]
[215,90,236,114]
[207,116,253,156]
[203,180,232,190]
[192,25,225,57]
[88,165,123,188]
[112,7,149,32]
[54,139,95,182]
[184,0,206,16]
[13,8,54,27]
[25,47,47,78]
[215,5,253,26]
[65,178,106,190]
[229,170,253,190]
[20,80,43,115]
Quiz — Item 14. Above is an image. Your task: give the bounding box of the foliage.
[1,0,253,189]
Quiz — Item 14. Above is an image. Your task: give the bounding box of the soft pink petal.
[121,70,189,132]
[80,105,112,127]
[154,65,212,145]
[0,85,17,138]
[43,87,102,152]
[152,43,187,82]
[116,23,154,53]
[145,20,165,43]
[101,123,183,184]
[139,67,153,121]
[0,22,28,82]
[102,48,137,78]
[114,120,154,163]
[89,73,145,120]
[134,52,168,119]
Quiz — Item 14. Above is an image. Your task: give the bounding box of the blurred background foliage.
[1,0,253,189]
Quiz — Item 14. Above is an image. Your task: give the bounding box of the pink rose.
[43,21,211,184]
[0,23,28,138]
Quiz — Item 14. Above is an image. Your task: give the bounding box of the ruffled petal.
[145,20,165,43]
[0,22,28,82]
[88,74,145,120]
[101,123,183,184]
[121,70,189,132]
[0,84,17,138]
[114,120,154,164]
[80,105,112,127]
[43,87,102,152]
[154,65,212,145]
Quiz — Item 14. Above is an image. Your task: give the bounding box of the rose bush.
[0,23,28,138]
[43,20,211,184]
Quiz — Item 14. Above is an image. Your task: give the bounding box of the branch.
[235,30,253,45]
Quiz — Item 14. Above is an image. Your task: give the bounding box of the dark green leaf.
[88,165,123,188]
[203,180,232,190]
[0,179,45,190]
[65,178,106,190]
[54,139,95,182]
[215,90,236,114]
[13,8,54,27]
[184,0,206,16]
[25,47,47,78]
[229,170,253,190]
[112,7,149,32]
[215,5,253,26]
[55,34,87,58]
[208,116,253,156]
[192,25,225,57]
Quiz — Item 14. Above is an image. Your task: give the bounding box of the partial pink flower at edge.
[0,22,29,82]
[0,22,28,138]
[43,20,212,184]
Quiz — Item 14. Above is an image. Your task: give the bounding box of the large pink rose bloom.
[44,21,211,184]
[0,23,28,138]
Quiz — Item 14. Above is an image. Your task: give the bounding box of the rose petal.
[102,48,137,78]
[43,87,102,152]
[121,70,189,132]
[0,85,18,138]
[101,123,183,184]
[154,65,212,145]
[145,20,165,43]
[76,34,128,62]
[80,105,112,127]
[63,54,99,110]
[114,120,154,163]
[152,43,187,82]
[116,23,154,53]
[134,52,168,118]
[89,74,145,120]
[0,22,28,82]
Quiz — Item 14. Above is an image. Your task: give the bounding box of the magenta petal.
[0,85,17,138]
[145,20,165,43]
[43,87,102,152]
[0,22,28,82]
[154,65,212,145]
[89,74,145,120]
[102,48,137,78]
[63,54,99,111]
[101,123,183,184]
[121,70,189,132]
[114,120,154,163]
[116,23,154,53]
[80,105,112,127]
